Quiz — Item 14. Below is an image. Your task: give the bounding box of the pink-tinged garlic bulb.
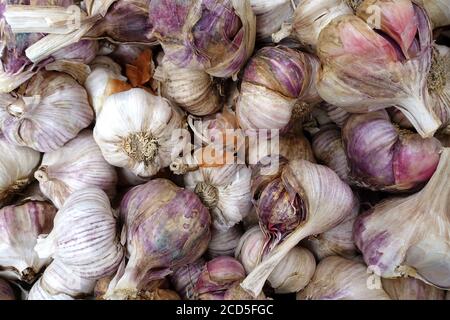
[312,124,350,182]
[94,88,190,178]
[34,188,124,280]
[343,111,442,191]
[302,196,359,261]
[317,2,441,138]
[170,259,206,300]
[242,158,356,296]
[382,278,446,300]
[0,278,15,300]
[297,256,391,300]
[154,56,223,116]
[414,0,450,28]
[0,135,40,207]
[105,179,211,299]
[34,130,117,209]
[195,256,246,300]
[149,0,256,79]
[184,162,252,231]
[0,200,56,283]
[0,71,94,152]
[208,226,243,258]
[237,46,321,131]
[354,148,450,289]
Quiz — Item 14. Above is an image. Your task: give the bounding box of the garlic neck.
[121,132,159,165]
[195,182,219,209]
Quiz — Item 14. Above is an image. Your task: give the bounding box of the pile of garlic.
[0,0,449,301]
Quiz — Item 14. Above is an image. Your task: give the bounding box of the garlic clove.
[0,278,15,300]
[0,200,56,283]
[34,130,118,209]
[382,277,446,300]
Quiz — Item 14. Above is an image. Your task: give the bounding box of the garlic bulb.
[343,111,442,191]
[195,256,246,300]
[297,256,391,300]
[94,88,190,178]
[317,3,441,138]
[242,159,356,296]
[170,259,206,300]
[116,167,150,187]
[208,226,243,258]
[0,71,94,152]
[184,162,252,231]
[155,56,223,116]
[414,0,450,28]
[237,46,320,131]
[235,226,266,274]
[34,130,117,209]
[35,188,124,280]
[0,200,56,282]
[149,0,256,79]
[28,279,74,301]
[0,278,15,300]
[382,278,446,300]
[0,135,40,207]
[354,148,450,289]
[105,179,211,299]
[312,124,350,182]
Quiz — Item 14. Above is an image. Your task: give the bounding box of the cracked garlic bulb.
[34,130,117,209]
[35,188,124,280]
[0,200,56,282]
[94,88,190,178]
[0,71,94,152]
[0,135,40,207]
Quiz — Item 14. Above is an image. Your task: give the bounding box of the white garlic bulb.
[155,56,223,116]
[94,88,190,178]
[208,226,244,259]
[28,279,74,301]
[184,162,252,231]
[34,188,124,280]
[0,71,94,152]
[34,130,117,209]
[235,226,265,273]
[0,136,40,207]
[116,167,151,187]
[267,247,316,294]
[0,200,56,283]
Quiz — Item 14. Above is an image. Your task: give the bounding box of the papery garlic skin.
[28,279,74,301]
[0,278,15,300]
[237,46,320,131]
[0,200,56,283]
[94,88,189,178]
[0,135,40,207]
[414,0,450,28]
[321,103,350,128]
[35,188,124,280]
[354,148,450,289]
[208,226,243,258]
[297,256,391,300]
[382,278,446,300]
[155,56,223,116]
[0,71,94,152]
[106,179,211,299]
[185,163,252,231]
[170,259,206,300]
[34,130,117,209]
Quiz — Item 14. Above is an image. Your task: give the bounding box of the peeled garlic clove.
[317,6,441,138]
[0,200,56,282]
[0,278,15,300]
[237,46,321,131]
[28,278,74,301]
[35,188,124,280]
[106,179,211,299]
[94,88,190,178]
[34,130,117,209]
[242,159,356,296]
[0,136,40,207]
[382,278,446,300]
[170,259,206,300]
[208,226,244,259]
[155,56,223,116]
[196,256,246,300]
[149,0,256,79]
[414,0,450,28]
[185,162,252,231]
[354,148,450,289]
[297,256,391,300]
[0,71,94,152]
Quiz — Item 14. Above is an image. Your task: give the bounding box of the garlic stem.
[398,96,441,138]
